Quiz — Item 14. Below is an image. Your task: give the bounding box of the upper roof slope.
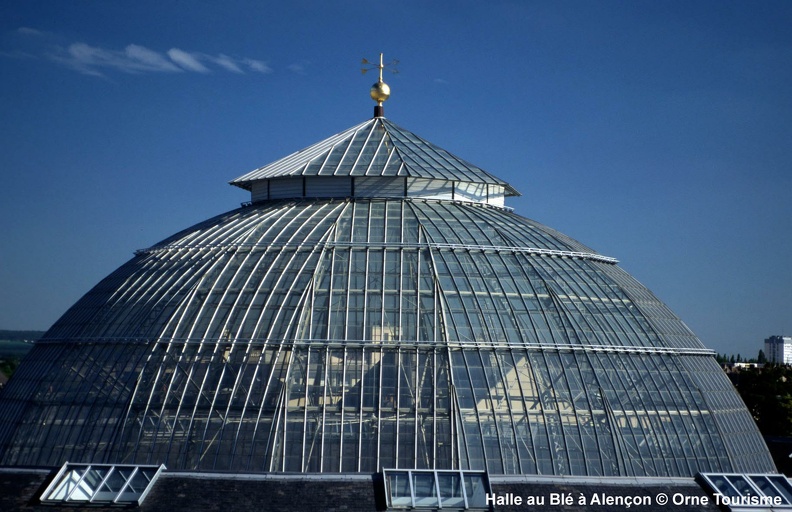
[230,117,520,196]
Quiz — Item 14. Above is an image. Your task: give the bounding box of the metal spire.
[362,53,398,118]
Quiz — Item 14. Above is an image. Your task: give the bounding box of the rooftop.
[230,117,519,196]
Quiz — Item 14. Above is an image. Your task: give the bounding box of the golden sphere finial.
[370,81,390,105]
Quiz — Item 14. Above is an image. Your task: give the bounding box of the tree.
[737,365,792,436]
[758,349,767,364]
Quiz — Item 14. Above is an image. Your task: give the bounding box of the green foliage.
[737,365,792,437]
[0,358,21,379]
[717,349,765,365]
[0,338,36,380]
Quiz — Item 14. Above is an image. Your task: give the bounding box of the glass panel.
[726,475,757,496]
[387,471,412,507]
[101,467,127,493]
[126,468,153,494]
[749,475,788,503]
[768,475,792,503]
[437,472,465,507]
[464,473,488,507]
[89,468,117,501]
[412,472,438,507]
[705,474,741,498]
[48,468,87,501]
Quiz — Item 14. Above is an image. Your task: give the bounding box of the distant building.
[765,335,792,364]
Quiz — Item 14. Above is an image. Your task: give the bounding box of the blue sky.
[1,1,790,357]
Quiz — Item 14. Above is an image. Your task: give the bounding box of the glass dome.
[0,117,774,477]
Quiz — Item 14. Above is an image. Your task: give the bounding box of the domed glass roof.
[0,114,774,478]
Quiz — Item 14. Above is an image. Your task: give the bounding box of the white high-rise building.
[765,335,792,364]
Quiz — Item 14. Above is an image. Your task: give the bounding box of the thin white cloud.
[167,48,209,73]
[212,54,243,73]
[288,63,306,75]
[17,27,47,37]
[125,44,182,72]
[245,58,272,74]
[4,30,272,78]
[54,42,182,75]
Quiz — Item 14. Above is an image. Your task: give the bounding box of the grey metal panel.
[305,176,352,197]
[269,178,303,199]
[231,120,370,182]
[354,177,405,198]
[251,181,269,202]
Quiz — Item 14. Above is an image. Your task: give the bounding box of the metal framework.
[384,469,489,509]
[230,118,518,196]
[39,463,164,505]
[0,116,776,479]
[697,473,792,510]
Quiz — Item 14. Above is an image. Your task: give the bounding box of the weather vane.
[362,53,398,117]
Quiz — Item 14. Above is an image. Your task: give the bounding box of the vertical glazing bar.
[380,248,387,341]
[415,246,421,342]
[407,469,416,508]
[376,346,384,470]
[414,347,419,468]
[398,245,404,341]
[446,347,466,470]
[343,241,354,340]
[362,246,370,340]
[320,346,329,472]
[338,346,347,472]
[460,470,469,509]
[325,244,336,341]
[284,348,298,473]
[434,471,443,509]
[394,347,401,467]
[433,349,438,469]
[300,348,311,471]
[357,346,365,472]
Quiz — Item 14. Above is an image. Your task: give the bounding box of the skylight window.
[698,473,792,510]
[384,469,489,510]
[40,463,165,506]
